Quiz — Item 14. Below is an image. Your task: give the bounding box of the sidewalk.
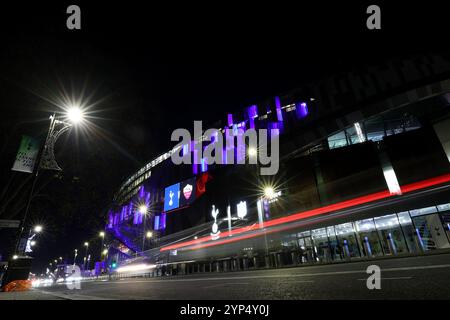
[0,289,64,300]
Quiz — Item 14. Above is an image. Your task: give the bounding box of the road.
[13,253,450,299]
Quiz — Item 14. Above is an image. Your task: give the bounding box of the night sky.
[0,2,447,272]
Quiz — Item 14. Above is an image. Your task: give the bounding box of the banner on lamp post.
[11,135,40,173]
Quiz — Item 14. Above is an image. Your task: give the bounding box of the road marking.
[40,290,116,300]
[357,277,412,281]
[94,263,450,285]
[203,282,250,289]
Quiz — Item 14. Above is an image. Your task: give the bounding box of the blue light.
[296,102,308,118]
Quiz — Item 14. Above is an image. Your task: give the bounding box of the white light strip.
[116,264,156,273]
[382,167,402,195]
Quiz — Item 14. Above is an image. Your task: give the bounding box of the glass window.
[326,226,343,261]
[374,214,409,255]
[311,228,331,263]
[409,206,438,217]
[437,203,450,212]
[355,219,383,257]
[397,211,413,225]
[412,213,450,250]
[334,223,361,259]
[328,131,348,149]
[364,117,385,142]
[345,126,362,145]
[397,212,420,254]
[385,118,405,136]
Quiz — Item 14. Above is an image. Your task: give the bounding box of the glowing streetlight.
[102,249,108,256]
[264,186,276,199]
[138,204,148,214]
[99,231,105,238]
[12,255,18,260]
[34,225,43,233]
[146,231,153,238]
[83,242,89,270]
[73,249,78,266]
[30,241,36,247]
[66,107,84,124]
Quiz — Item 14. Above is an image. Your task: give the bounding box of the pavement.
[3,253,450,300]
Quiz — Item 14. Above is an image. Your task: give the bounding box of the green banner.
[11,135,40,173]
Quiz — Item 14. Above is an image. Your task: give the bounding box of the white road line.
[95,263,450,285]
[40,290,116,300]
[357,277,412,281]
[203,282,250,289]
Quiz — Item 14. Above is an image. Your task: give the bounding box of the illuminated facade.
[105,54,450,273]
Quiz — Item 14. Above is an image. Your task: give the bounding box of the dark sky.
[0,2,447,272]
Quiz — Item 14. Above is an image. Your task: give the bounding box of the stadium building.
[104,54,450,275]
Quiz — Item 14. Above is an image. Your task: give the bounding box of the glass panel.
[397,212,420,254]
[412,213,450,250]
[355,218,383,257]
[311,228,331,263]
[364,117,385,142]
[335,223,361,259]
[409,206,438,217]
[437,203,450,212]
[297,235,315,264]
[326,226,343,261]
[438,212,450,245]
[345,126,362,145]
[374,214,409,255]
[328,131,348,149]
[403,115,421,132]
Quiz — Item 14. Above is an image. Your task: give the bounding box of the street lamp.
[14,107,86,255]
[34,225,43,233]
[138,204,148,214]
[263,186,275,200]
[99,231,105,261]
[146,231,153,238]
[73,249,78,266]
[66,107,84,124]
[84,242,89,270]
[138,204,149,255]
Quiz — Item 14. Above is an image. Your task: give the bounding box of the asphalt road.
[26,253,450,299]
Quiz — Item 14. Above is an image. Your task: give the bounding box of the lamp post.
[73,249,78,266]
[138,204,148,255]
[83,242,89,270]
[14,108,85,256]
[99,231,105,261]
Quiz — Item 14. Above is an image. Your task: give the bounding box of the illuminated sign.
[164,183,180,212]
[236,201,247,219]
[180,178,196,207]
[210,205,220,239]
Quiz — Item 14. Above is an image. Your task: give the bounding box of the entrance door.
[355,218,383,257]
[412,214,450,250]
[334,222,361,259]
[374,214,409,255]
[297,233,315,263]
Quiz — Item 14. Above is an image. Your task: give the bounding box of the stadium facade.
[104,54,450,275]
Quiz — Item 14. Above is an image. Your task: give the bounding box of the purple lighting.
[275,97,283,122]
[247,105,258,129]
[296,102,308,118]
[201,158,208,172]
[154,215,160,230]
[227,114,233,127]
